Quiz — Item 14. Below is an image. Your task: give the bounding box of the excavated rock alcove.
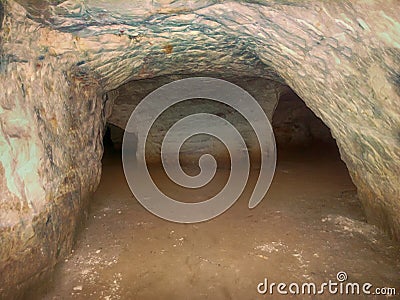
[106,75,284,166]
[0,0,400,298]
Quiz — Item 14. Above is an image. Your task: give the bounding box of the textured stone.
[107,75,283,164]
[272,89,333,147]
[0,0,400,297]
[1,2,105,297]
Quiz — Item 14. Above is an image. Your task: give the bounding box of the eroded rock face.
[0,0,399,297]
[273,89,333,147]
[107,75,284,164]
[0,2,105,296]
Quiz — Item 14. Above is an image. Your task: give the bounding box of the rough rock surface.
[0,0,400,297]
[272,89,333,147]
[107,75,284,164]
[0,2,105,297]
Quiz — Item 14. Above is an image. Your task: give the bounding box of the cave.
[1,0,400,299]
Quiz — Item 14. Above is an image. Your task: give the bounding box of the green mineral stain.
[379,11,400,32]
[356,18,370,31]
[379,32,400,49]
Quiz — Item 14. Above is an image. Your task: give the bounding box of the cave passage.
[1,1,400,298]
[36,85,400,299]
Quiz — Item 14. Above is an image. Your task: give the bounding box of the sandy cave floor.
[37,143,400,300]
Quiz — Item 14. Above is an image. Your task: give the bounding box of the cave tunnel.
[0,0,400,299]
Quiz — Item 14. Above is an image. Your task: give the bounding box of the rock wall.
[0,0,399,297]
[0,2,105,297]
[107,77,332,160]
[272,89,333,148]
[107,75,284,165]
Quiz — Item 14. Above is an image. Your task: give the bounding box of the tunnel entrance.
[37,78,400,299]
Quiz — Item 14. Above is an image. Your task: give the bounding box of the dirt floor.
[38,142,400,299]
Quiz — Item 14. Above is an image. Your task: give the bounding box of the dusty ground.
[37,142,400,299]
